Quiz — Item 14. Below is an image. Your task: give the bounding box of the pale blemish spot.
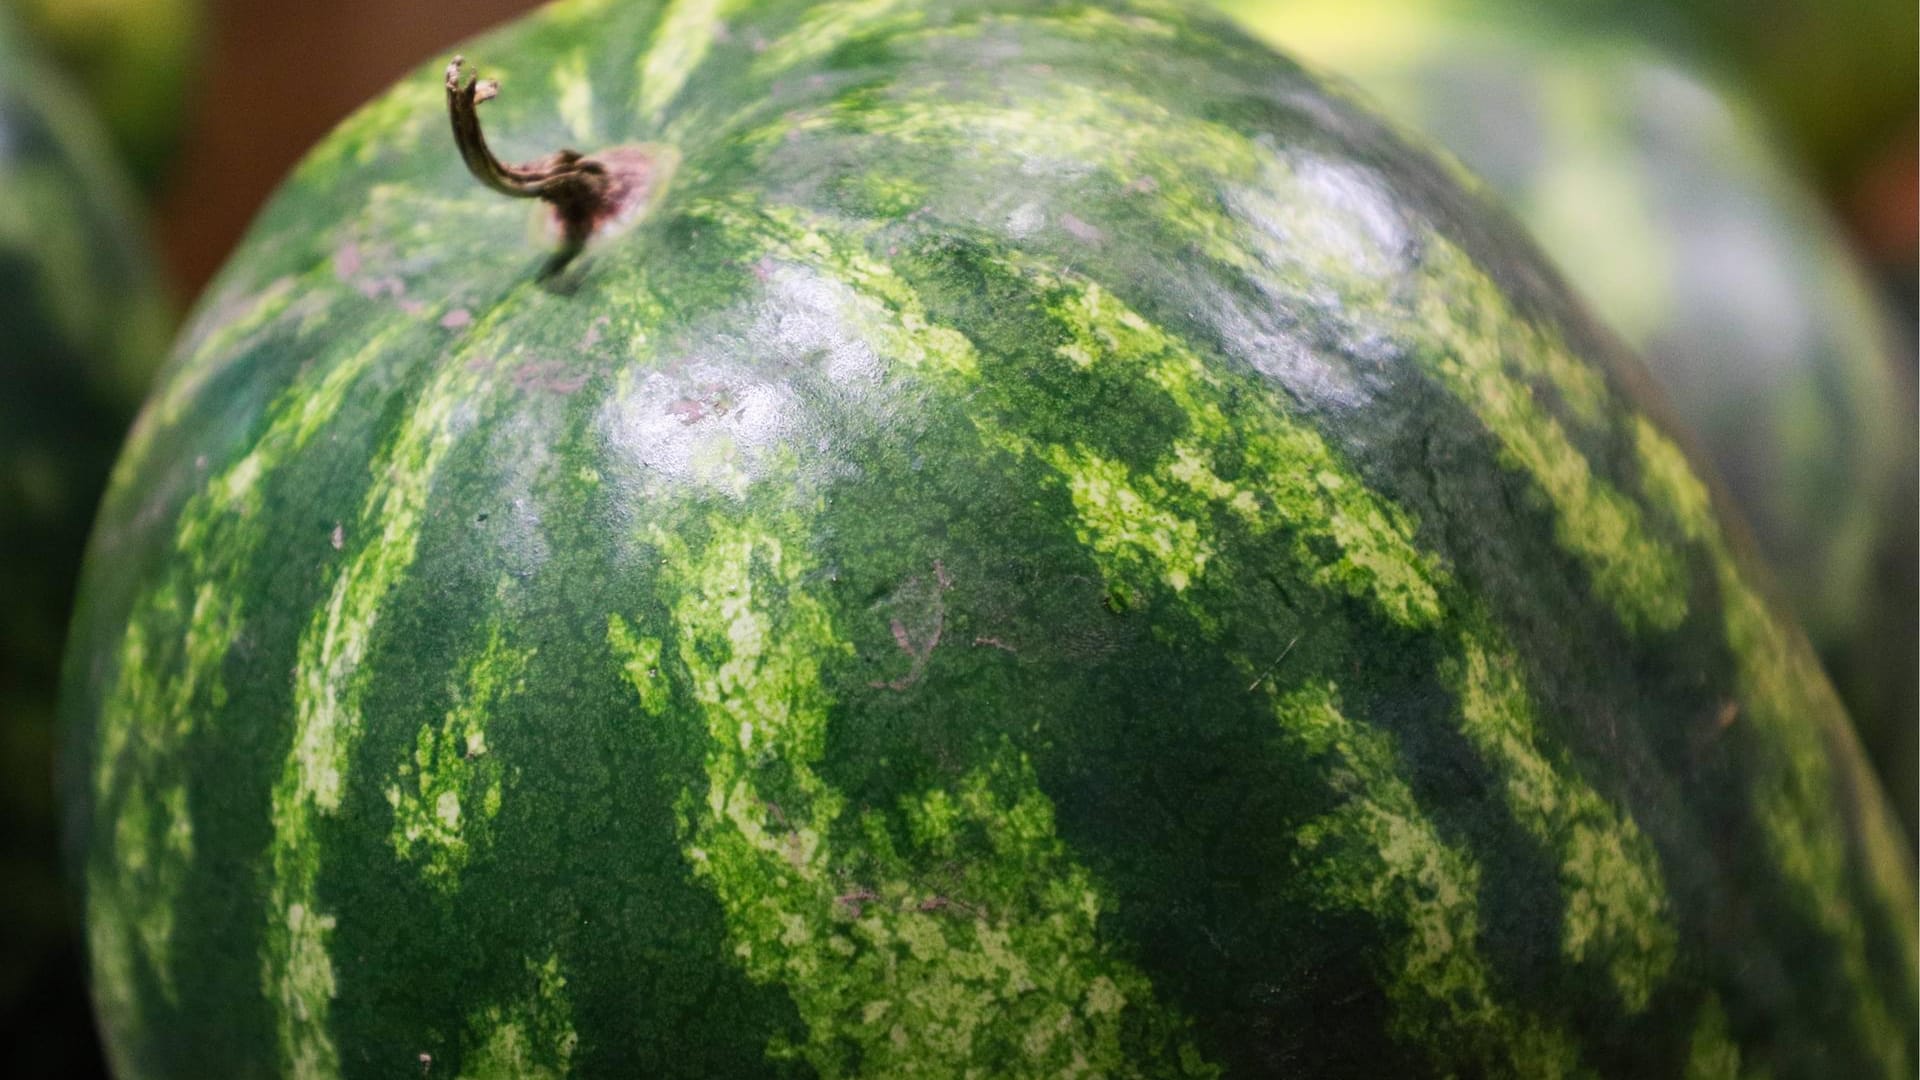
[1007,202,1045,238]
[1058,212,1103,243]
[867,563,952,691]
[600,363,799,499]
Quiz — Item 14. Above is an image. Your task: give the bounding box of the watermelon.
[0,6,171,1073]
[1550,0,1917,199]
[3,0,204,186]
[1216,0,1919,835]
[63,1,1916,1076]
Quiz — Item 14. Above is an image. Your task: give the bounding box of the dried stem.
[445,55,612,269]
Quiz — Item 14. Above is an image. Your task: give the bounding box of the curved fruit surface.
[1218,0,1918,833]
[0,5,170,1070]
[4,0,203,186]
[64,1,1915,1077]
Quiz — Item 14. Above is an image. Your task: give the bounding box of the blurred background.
[2,0,1913,1075]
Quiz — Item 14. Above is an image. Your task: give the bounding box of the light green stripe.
[114,173,499,512]
[1014,256,1448,628]
[606,615,668,712]
[697,200,1677,1035]
[616,513,1214,1076]
[771,78,1263,276]
[1407,243,1687,633]
[265,307,521,1079]
[456,954,577,1080]
[774,65,1676,636]
[637,0,731,123]
[1634,418,1914,1074]
[86,327,396,1044]
[1042,443,1215,596]
[1447,629,1675,1008]
[551,48,597,143]
[750,0,922,78]
[1020,260,1674,1010]
[1280,682,1587,1077]
[706,199,1681,1037]
[1682,997,1742,1080]
[385,610,532,889]
[110,273,304,485]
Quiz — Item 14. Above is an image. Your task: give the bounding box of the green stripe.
[456,954,578,1080]
[695,198,1676,1053]
[1446,629,1674,1009]
[86,326,397,1051]
[1278,682,1586,1076]
[265,304,527,1078]
[1633,418,1913,1075]
[384,612,532,889]
[1406,242,1688,633]
[637,0,735,123]
[751,0,923,78]
[552,48,598,143]
[615,513,1214,1075]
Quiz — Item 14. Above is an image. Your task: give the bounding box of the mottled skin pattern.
[0,6,169,1064]
[1216,0,1918,836]
[62,1,1915,1077]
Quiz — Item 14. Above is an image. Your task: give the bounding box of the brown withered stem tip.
[447,56,659,272]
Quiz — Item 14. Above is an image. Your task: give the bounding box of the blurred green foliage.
[1575,0,1917,196]
[0,8,172,1073]
[4,0,205,190]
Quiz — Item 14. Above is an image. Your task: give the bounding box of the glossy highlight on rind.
[62,1,1916,1077]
